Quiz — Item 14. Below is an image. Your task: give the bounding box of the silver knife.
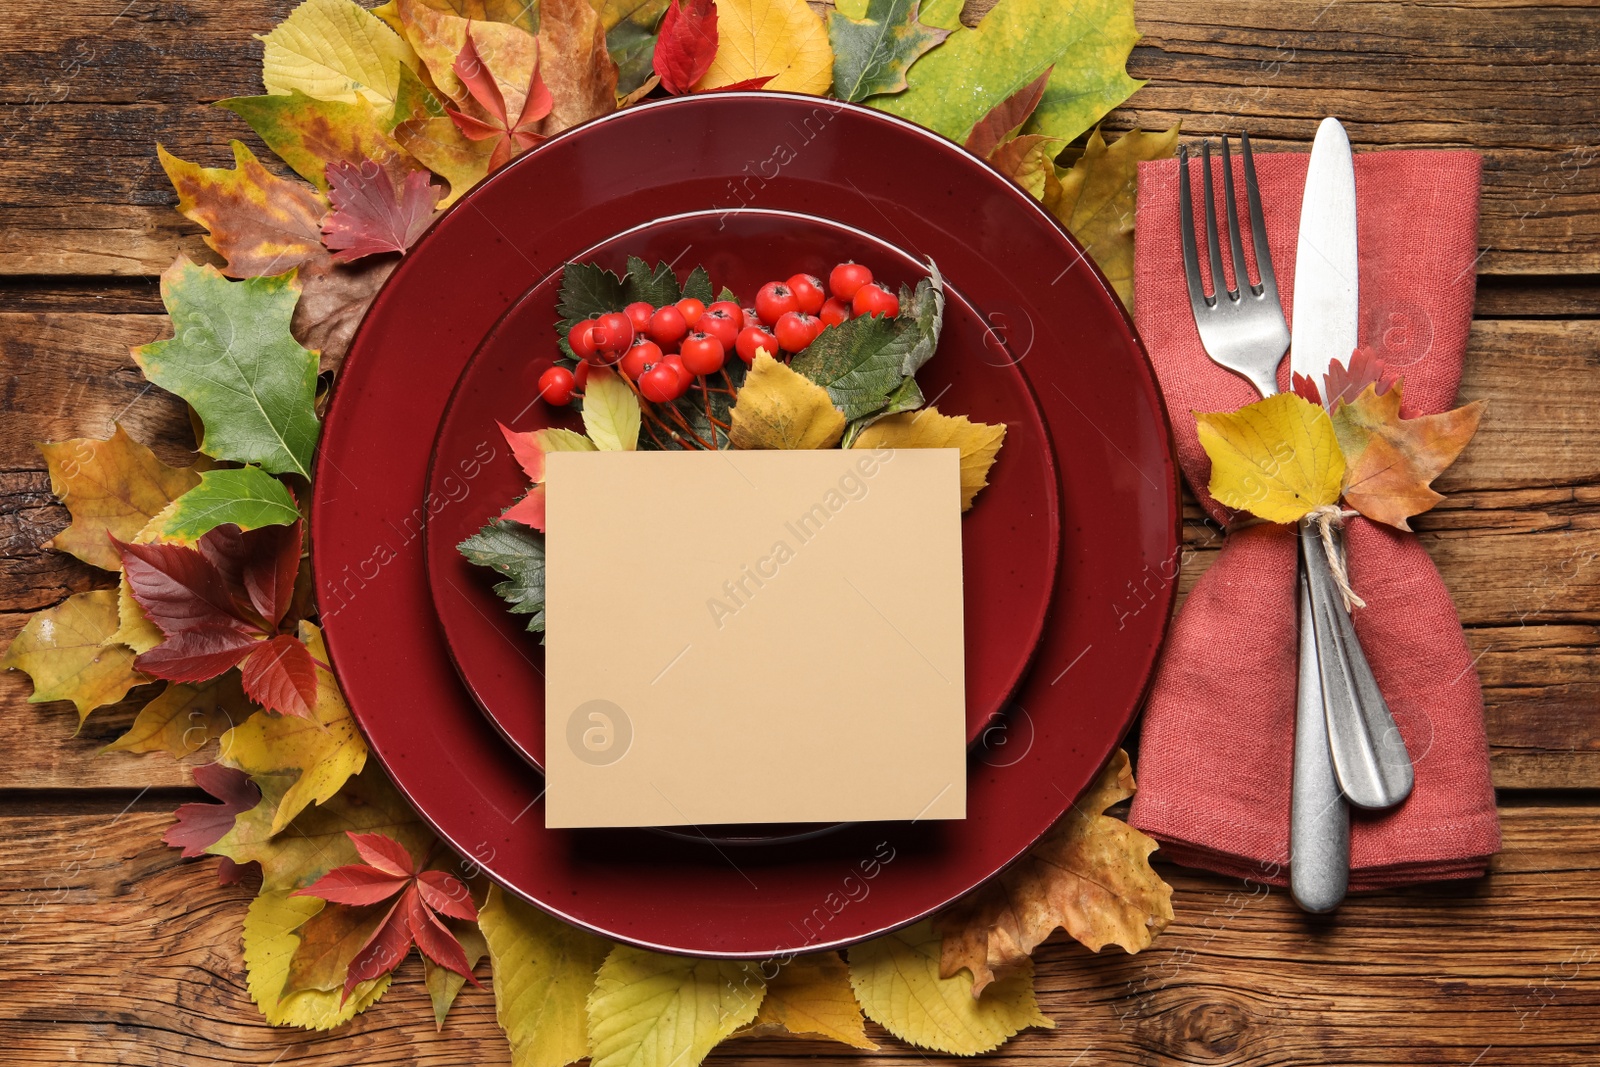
[1291,120,1414,810]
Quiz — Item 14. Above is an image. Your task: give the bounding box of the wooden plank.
[0,803,1594,1064]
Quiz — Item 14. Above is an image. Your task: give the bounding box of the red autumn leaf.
[501,484,546,530]
[164,763,260,858]
[1291,371,1323,406]
[654,0,718,95]
[499,421,547,482]
[321,161,441,263]
[963,65,1054,160]
[1322,346,1396,409]
[293,831,482,1002]
[447,31,553,172]
[115,521,318,717]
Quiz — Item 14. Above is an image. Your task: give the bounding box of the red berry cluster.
[537,260,899,408]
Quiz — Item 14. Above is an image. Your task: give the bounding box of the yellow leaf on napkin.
[1197,391,1345,524]
[694,0,833,94]
[729,351,847,450]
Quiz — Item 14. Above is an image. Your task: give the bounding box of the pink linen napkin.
[1126,148,1501,889]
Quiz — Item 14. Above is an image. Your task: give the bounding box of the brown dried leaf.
[537,0,620,135]
[291,253,399,375]
[1331,382,1486,531]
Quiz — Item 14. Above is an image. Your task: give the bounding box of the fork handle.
[1290,549,1349,913]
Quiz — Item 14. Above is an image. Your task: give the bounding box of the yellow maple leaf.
[729,352,847,450]
[243,890,390,1029]
[479,885,612,1067]
[743,952,877,1050]
[850,407,1006,511]
[216,622,368,833]
[847,919,1052,1055]
[1331,382,1486,531]
[1,589,146,725]
[587,945,764,1067]
[1197,391,1345,524]
[694,0,833,94]
[1046,125,1181,312]
[159,141,328,279]
[260,0,421,106]
[37,424,200,571]
[934,749,1173,996]
[102,674,252,759]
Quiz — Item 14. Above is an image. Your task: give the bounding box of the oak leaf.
[537,0,620,134]
[963,64,1052,160]
[653,0,718,95]
[214,622,370,834]
[827,0,950,102]
[217,91,419,191]
[729,351,847,450]
[1046,125,1181,311]
[145,466,301,544]
[744,952,877,1049]
[1197,391,1345,524]
[587,945,764,1067]
[158,141,328,278]
[38,423,200,571]
[847,919,1052,1055]
[934,749,1173,996]
[322,160,441,260]
[105,673,252,758]
[479,883,612,1067]
[1,589,146,725]
[850,407,1006,511]
[133,258,320,477]
[260,0,422,107]
[1331,382,1486,531]
[693,0,832,94]
[243,890,391,1029]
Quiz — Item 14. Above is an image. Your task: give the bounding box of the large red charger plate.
[426,208,1062,771]
[313,94,1179,957]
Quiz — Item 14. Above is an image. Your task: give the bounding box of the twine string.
[1307,504,1365,611]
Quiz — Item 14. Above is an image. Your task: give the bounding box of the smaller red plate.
[425,209,1061,770]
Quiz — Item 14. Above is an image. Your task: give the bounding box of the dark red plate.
[425,208,1061,770]
[313,94,1179,957]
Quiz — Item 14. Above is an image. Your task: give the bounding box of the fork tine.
[1240,131,1275,299]
[1177,144,1210,310]
[1199,141,1229,303]
[1219,135,1248,298]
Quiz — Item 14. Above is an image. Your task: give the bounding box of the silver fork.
[1177,135,1350,912]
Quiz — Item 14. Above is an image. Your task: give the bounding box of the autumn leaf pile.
[1,0,1183,1057]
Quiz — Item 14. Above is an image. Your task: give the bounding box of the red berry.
[775,311,823,352]
[829,262,874,302]
[709,300,743,322]
[736,326,778,364]
[572,360,590,388]
[755,282,799,325]
[680,333,727,375]
[851,283,899,318]
[675,297,705,326]
[741,307,762,330]
[591,311,634,361]
[819,297,851,327]
[662,355,692,397]
[624,301,655,332]
[787,273,826,315]
[639,364,678,403]
[647,305,688,347]
[698,308,740,350]
[567,319,599,362]
[621,338,662,380]
[538,365,575,405]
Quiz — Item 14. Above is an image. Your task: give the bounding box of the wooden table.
[3,1,1598,1063]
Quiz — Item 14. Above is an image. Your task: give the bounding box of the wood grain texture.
[0,805,1594,1065]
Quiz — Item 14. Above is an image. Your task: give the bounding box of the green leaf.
[148,466,300,542]
[480,884,612,1067]
[458,519,547,636]
[828,0,951,102]
[789,270,942,421]
[841,375,923,448]
[870,0,1139,147]
[587,945,764,1067]
[716,286,739,304]
[622,256,681,307]
[557,261,625,324]
[581,367,642,451]
[132,258,320,477]
[918,0,961,29]
[608,14,663,96]
[681,265,713,305]
[895,263,944,376]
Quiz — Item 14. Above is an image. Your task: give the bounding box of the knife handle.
[1300,524,1415,810]
[1290,548,1349,913]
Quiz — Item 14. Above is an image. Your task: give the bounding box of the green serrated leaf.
[790,314,921,421]
[642,360,747,450]
[716,286,739,304]
[842,375,924,447]
[607,14,663,96]
[132,257,320,477]
[148,466,300,542]
[622,256,681,307]
[581,367,642,451]
[829,0,952,102]
[459,518,547,636]
[681,265,713,305]
[557,262,625,324]
[897,265,944,376]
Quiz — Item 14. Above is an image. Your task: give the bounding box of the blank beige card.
[542,447,966,828]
